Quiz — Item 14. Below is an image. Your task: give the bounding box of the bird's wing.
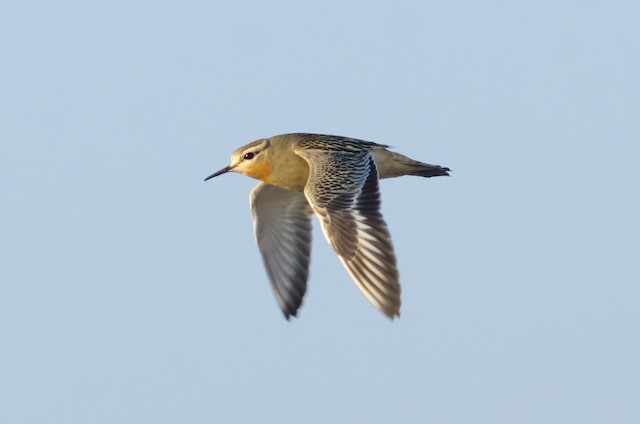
[250,182,313,319]
[293,148,401,318]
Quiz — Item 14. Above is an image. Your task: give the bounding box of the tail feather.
[374,149,451,179]
[405,162,451,178]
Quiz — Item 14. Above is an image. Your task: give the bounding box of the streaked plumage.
[205,133,450,319]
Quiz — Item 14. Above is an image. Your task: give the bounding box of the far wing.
[250,182,313,319]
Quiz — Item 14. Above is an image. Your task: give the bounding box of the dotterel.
[205,133,450,319]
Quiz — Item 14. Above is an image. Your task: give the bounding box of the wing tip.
[380,305,401,320]
[281,304,302,321]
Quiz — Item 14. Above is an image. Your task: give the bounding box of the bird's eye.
[244,152,255,160]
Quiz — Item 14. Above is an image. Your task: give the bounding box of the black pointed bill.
[204,165,233,181]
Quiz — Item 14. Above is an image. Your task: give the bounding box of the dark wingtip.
[284,311,298,321]
[382,306,401,320]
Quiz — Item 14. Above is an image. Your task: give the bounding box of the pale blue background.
[1,1,639,423]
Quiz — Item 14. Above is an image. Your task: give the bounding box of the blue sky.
[1,1,639,423]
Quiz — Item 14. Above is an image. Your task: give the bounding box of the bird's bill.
[204,165,233,181]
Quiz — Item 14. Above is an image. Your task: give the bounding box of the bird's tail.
[403,161,451,178]
[377,150,450,179]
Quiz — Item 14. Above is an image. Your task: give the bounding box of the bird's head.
[204,138,272,182]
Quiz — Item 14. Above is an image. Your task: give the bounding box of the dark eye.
[243,152,255,160]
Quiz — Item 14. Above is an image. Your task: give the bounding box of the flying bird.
[205,133,449,319]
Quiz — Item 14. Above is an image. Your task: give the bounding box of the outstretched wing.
[293,148,401,318]
[250,182,313,319]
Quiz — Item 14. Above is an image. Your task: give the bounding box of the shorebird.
[205,133,450,319]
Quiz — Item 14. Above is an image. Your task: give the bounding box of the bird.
[204,133,450,319]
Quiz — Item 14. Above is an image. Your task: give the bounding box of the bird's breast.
[269,153,310,192]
